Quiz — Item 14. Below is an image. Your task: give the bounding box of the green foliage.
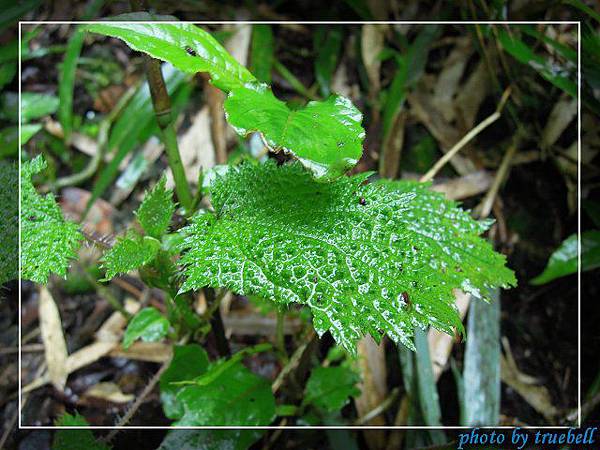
[135,176,176,239]
[0,161,17,284]
[101,231,160,280]
[224,84,364,181]
[249,24,274,84]
[53,413,111,450]
[173,359,276,426]
[21,156,82,283]
[531,231,600,285]
[180,161,516,353]
[20,92,59,123]
[85,19,365,181]
[84,16,255,91]
[123,306,171,349]
[304,366,360,412]
[314,27,343,97]
[160,344,209,419]
[158,430,263,450]
[497,27,576,98]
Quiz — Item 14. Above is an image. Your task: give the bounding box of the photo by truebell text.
[457,427,598,449]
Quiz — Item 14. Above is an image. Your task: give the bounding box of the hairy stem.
[145,57,193,213]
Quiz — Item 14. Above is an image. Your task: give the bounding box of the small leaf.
[180,162,516,353]
[101,232,160,280]
[53,413,111,450]
[21,156,83,283]
[174,360,276,426]
[84,16,255,91]
[158,430,263,450]
[531,231,600,285]
[304,366,360,412]
[224,84,365,181]
[122,306,170,349]
[135,176,176,239]
[20,92,59,123]
[160,344,209,419]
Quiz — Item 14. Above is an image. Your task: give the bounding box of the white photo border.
[18,19,582,430]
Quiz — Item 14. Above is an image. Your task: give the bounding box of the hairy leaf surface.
[135,176,176,239]
[84,16,255,91]
[224,83,365,181]
[180,162,516,353]
[102,231,160,280]
[0,161,17,285]
[21,156,82,283]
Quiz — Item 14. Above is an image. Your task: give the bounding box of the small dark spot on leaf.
[185,46,197,56]
[359,197,367,205]
[401,291,411,308]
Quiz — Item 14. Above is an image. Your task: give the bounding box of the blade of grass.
[463,288,501,426]
[249,24,274,84]
[273,59,319,101]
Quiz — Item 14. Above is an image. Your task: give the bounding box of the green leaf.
[249,24,274,84]
[122,306,170,349]
[135,176,176,239]
[158,430,263,450]
[224,84,365,181]
[21,156,83,283]
[463,289,500,426]
[53,413,111,450]
[0,162,17,284]
[304,366,360,412]
[101,231,161,280]
[531,231,600,285]
[0,60,16,90]
[180,162,515,353]
[84,16,255,91]
[160,344,209,419]
[314,27,343,97]
[173,360,276,426]
[0,0,41,31]
[20,92,59,123]
[497,28,576,98]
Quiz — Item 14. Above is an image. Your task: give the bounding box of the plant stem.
[145,57,194,213]
[276,309,288,362]
[204,287,230,357]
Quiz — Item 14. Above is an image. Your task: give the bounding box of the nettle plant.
[22,16,515,427]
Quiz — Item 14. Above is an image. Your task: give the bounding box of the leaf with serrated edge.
[180,162,516,353]
[84,15,255,91]
[101,232,160,280]
[123,307,170,349]
[135,176,176,239]
[21,156,82,283]
[224,83,364,181]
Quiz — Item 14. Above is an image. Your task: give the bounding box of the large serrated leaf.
[84,15,255,91]
[224,83,364,181]
[21,156,83,283]
[180,162,516,353]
